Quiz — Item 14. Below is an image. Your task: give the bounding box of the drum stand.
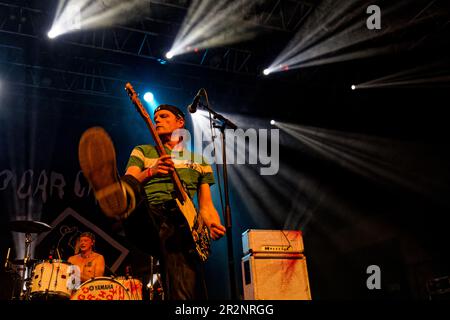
[148,256,164,300]
[8,220,52,300]
[149,274,163,300]
[3,247,20,300]
[19,233,33,300]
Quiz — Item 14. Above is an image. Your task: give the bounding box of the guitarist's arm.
[125,155,175,182]
[198,183,226,240]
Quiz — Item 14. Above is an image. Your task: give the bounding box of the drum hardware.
[19,233,33,300]
[147,256,163,300]
[148,273,164,300]
[8,220,52,300]
[148,256,155,300]
[4,247,11,269]
[9,220,52,234]
[11,258,39,265]
[4,248,23,300]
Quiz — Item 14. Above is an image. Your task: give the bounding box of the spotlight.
[263,69,271,76]
[144,92,154,103]
[270,120,276,125]
[166,51,174,59]
[351,85,356,90]
[47,29,58,39]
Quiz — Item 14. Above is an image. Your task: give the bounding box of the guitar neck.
[142,115,187,202]
[125,83,187,202]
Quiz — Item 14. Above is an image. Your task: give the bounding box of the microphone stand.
[199,101,239,300]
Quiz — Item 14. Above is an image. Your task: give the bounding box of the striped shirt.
[126,144,215,205]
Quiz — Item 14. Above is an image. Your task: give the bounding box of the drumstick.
[4,247,10,268]
[56,248,61,260]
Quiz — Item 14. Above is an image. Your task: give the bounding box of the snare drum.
[115,276,143,300]
[71,277,131,300]
[30,260,75,299]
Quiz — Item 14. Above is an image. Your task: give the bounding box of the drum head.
[30,260,74,300]
[71,277,131,300]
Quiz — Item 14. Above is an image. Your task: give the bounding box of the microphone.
[188,89,204,113]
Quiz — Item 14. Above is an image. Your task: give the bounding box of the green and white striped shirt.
[126,144,215,205]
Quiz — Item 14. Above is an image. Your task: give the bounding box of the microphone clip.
[188,88,206,114]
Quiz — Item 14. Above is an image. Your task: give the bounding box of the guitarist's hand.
[147,155,175,177]
[209,222,226,240]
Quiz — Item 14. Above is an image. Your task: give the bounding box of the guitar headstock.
[124,82,150,120]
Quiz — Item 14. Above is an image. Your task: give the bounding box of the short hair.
[79,232,95,242]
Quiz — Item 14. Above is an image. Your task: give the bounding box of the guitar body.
[175,194,211,262]
[174,192,197,230]
[124,83,211,262]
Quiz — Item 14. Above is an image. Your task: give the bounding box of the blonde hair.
[79,232,96,241]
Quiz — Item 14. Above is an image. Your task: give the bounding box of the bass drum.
[71,277,131,300]
[115,277,143,300]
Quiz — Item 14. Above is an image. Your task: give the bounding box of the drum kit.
[5,220,161,301]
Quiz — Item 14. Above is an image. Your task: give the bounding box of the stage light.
[166,51,174,59]
[47,28,60,39]
[144,92,154,103]
[263,69,271,76]
[351,85,356,90]
[47,1,148,39]
[270,120,276,125]
[166,1,261,59]
[264,1,434,75]
[351,62,450,89]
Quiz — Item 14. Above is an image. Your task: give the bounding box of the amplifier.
[241,253,312,300]
[242,229,304,255]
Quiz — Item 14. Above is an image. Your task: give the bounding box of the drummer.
[68,232,105,283]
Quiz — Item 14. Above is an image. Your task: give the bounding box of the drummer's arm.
[95,255,105,277]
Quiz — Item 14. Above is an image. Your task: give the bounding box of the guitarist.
[78,104,226,300]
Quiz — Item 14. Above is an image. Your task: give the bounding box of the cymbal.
[11,258,39,265]
[9,220,52,233]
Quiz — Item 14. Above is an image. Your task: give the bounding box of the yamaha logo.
[88,284,114,291]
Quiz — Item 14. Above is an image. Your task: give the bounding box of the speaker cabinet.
[242,253,312,300]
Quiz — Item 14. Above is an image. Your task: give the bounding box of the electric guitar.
[124,83,211,262]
